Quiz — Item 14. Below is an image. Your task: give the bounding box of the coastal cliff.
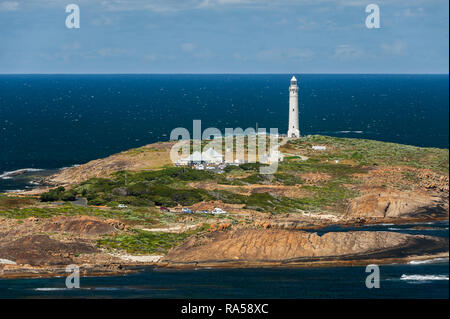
[161,229,448,268]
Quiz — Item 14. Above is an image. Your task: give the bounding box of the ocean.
[0,74,448,298]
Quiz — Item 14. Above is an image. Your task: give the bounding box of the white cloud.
[297,17,318,30]
[194,49,213,59]
[396,7,425,17]
[181,42,196,52]
[96,48,135,57]
[61,42,81,51]
[2,0,441,13]
[92,15,114,26]
[180,43,213,59]
[144,53,157,61]
[0,1,19,11]
[333,44,364,60]
[256,48,315,61]
[381,41,407,55]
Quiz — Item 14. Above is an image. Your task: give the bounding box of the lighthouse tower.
[287,76,300,138]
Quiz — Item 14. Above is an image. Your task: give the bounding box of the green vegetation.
[240,180,358,213]
[97,225,209,254]
[278,160,366,178]
[123,147,159,156]
[299,181,359,212]
[289,135,449,174]
[33,150,361,214]
[39,167,225,207]
[40,186,76,202]
[0,203,164,226]
[0,195,37,209]
[243,193,298,213]
[29,135,447,216]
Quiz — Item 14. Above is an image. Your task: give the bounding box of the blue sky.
[0,0,448,73]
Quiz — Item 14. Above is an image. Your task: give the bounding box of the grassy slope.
[290,135,448,174]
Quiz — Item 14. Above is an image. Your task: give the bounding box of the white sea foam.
[35,287,91,291]
[59,164,80,170]
[0,258,16,265]
[400,274,449,281]
[335,130,364,134]
[0,168,44,179]
[408,258,449,265]
[34,288,68,291]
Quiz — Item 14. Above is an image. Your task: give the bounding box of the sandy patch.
[0,258,16,265]
[112,254,163,263]
[142,224,200,233]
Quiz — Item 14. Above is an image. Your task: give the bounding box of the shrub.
[40,186,66,202]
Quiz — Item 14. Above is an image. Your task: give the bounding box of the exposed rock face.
[0,216,127,270]
[162,228,448,266]
[346,190,448,219]
[0,235,97,266]
[417,169,449,193]
[42,216,118,235]
[0,216,123,239]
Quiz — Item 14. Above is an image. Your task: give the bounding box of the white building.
[201,148,224,164]
[312,145,327,150]
[176,148,223,165]
[287,76,300,138]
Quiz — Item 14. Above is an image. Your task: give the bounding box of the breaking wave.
[0,168,44,179]
[34,287,92,291]
[400,274,449,282]
[408,258,449,265]
[59,164,80,170]
[335,130,364,134]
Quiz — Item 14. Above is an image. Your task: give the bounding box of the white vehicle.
[211,207,227,215]
[117,204,128,208]
[196,164,205,170]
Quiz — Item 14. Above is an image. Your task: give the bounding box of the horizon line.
[0,72,449,75]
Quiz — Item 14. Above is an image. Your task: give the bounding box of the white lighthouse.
[287,76,300,138]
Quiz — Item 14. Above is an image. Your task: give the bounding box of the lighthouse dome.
[290,76,297,85]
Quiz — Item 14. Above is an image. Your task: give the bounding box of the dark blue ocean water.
[1,264,449,299]
[0,74,448,191]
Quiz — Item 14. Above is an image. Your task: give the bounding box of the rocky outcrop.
[161,228,448,267]
[417,169,449,193]
[0,235,97,266]
[346,190,448,219]
[0,216,125,240]
[42,216,120,235]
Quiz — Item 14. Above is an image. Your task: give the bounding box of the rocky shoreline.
[159,228,449,268]
[1,218,448,278]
